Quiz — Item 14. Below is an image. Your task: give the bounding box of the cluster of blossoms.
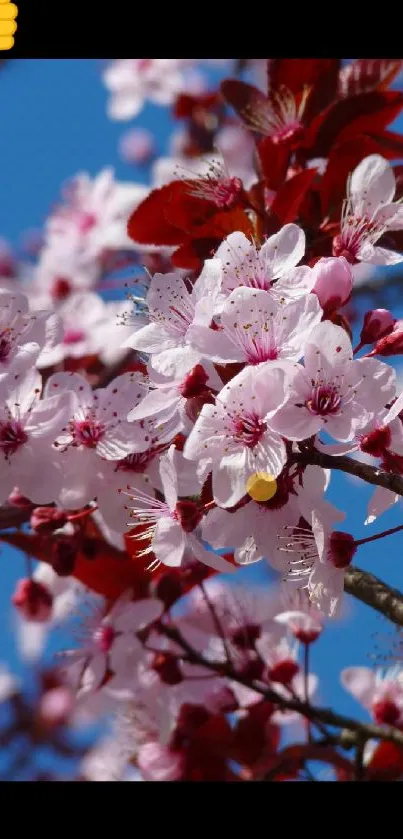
[3,58,403,782]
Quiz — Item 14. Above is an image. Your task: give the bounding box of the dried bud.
[360,309,395,346]
[312,256,353,314]
[12,578,53,622]
[30,507,68,534]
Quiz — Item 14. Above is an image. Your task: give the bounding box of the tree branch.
[344,565,403,626]
[293,449,403,497]
[159,623,403,748]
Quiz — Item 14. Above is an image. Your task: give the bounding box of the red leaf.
[270,59,340,121]
[220,79,269,131]
[127,181,186,246]
[257,137,290,190]
[269,168,317,227]
[305,91,403,158]
[338,59,403,97]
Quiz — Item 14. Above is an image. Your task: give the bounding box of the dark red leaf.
[127,181,186,246]
[269,168,317,227]
[269,59,341,121]
[257,137,290,190]
[338,59,403,98]
[220,79,269,132]
[366,741,403,781]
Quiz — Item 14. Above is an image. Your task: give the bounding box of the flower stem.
[355,522,403,547]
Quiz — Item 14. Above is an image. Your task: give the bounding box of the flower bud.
[371,327,403,357]
[267,659,299,685]
[312,257,353,314]
[30,507,68,534]
[12,578,53,622]
[360,309,395,346]
[372,699,401,726]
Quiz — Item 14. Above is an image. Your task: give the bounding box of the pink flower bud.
[360,309,396,345]
[30,506,68,534]
[371,326,403,357]
[12,578,53,622]
[119,128,155,165]
[312,257,353,314]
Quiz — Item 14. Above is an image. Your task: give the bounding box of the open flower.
[214,225,314,304]
[184,364,289,508]
[191,287,322,366]
[103,59,190,121]
[333,155,403,265]
[341,666,403,727]
[123,260,223,379]
[124,445,235,573]
[270,320,396,442]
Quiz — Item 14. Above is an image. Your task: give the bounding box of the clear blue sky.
[1,59,403,733]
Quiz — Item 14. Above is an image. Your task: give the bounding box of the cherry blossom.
[269,320,396,442]
[123,260,223,378]
[341,666,403,727]
[333,155,403,265]
[184,364,289,507]
[0,289,61,383]
[214,225,314,304]
[103,60,192,121]
[191,287,322,366]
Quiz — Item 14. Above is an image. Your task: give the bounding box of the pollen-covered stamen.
[333,188,393,263]
[150,282,195,338]
[306,384,342,416]
[228,411,267,448]
[123,485,173,553]
[242,86,309,145]
[278,524,318,582]
[223,240,273,293]
[93,624,116,654]
[179,158,243,209]
[0,420,28,457]
[70,416,106,448]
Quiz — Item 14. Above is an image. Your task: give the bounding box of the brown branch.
[293,449,403,498]
[159,623,403,748]
[344,565,403,626]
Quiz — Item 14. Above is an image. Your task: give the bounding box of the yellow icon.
[246,472,278,502]
[0,1,17,51]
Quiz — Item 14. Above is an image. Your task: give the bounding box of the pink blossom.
[103,59,191,121]
[184,364,289,507]
[0,368,74,504]
[333,155,403,265]
[214,225,314,304]
[269,320,396,442]
[62,591,163,697]
[312,257,353,314]
[191,287,322,365]
[0,289,61,382]
[137,742,183,781]
[360,308,396,345]
[124,445,235,573]
[341,666,403,726]
[123,260,223,379]
[119,128,155,165]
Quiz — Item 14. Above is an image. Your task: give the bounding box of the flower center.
[231,412,267,448]
[77,211,97,234]
[174,500,202,533]
[71,417,105,448]
[306,384,342,416]
[0,421,28,457]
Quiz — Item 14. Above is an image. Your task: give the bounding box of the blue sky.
[1,59,403,735]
